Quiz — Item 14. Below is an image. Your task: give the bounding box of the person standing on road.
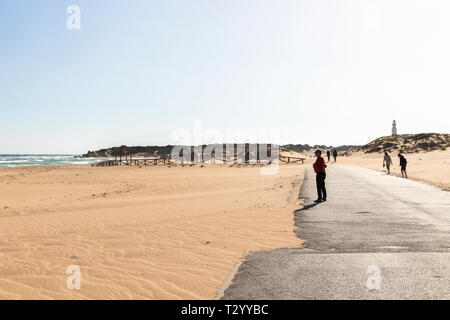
[383,152,392,175]
[313,150,327,203]
[398,153,408,178]
[326,150,331,162]
[332,149,338,162]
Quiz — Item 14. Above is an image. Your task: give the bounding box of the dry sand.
[0,164,304,299]
[336,149,450,191]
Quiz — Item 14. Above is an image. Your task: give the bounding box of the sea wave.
[0,155,108,168]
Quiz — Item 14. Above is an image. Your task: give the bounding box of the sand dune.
[336,149,450,191]
[0,164,304,299]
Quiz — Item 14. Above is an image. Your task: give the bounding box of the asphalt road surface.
[222,165,450,299]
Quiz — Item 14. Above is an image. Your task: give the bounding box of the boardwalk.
[93,157,171,167]
[92,156,305,167]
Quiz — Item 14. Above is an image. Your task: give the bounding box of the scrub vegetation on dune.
[357,133,450,154]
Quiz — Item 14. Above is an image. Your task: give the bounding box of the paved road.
[222,165,450,299]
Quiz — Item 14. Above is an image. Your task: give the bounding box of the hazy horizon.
[1,0,450,154]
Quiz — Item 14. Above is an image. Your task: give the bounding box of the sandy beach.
[336,149,450,191]
[0,164,304,299]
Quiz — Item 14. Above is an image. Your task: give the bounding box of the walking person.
[383,152,392,175]
[326,150,331,162]
[313,150,327,203]
[398,153,408,178]
[332,149,338,162]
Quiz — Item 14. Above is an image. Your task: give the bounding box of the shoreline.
[0,154,106,170]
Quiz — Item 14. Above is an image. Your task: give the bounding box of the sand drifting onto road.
[337,149,450,191]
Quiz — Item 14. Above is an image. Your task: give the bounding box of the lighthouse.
[392,120,397,136]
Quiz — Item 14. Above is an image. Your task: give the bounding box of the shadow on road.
[294,202,319,214]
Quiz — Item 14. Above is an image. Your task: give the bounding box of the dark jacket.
[399,156,407,167]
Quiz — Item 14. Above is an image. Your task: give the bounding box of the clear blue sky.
[1,0,449,154]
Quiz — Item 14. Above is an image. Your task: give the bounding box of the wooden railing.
[92,157,170,167]
[279,155,306,164]
[92,155,306,167]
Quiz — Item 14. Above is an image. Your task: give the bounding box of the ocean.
[0,154,106,168]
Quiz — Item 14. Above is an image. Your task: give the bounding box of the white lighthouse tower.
[392,120,397,136]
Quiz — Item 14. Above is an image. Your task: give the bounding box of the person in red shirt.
[313,150,327,203]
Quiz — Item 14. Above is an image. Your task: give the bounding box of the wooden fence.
[92,155,305,167]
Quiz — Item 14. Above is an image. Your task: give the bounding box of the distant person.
[398,153,408,178]
[313,150,327,203]
[326,150,331,162]
[383,152,392,175]
[332,150,338,162]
